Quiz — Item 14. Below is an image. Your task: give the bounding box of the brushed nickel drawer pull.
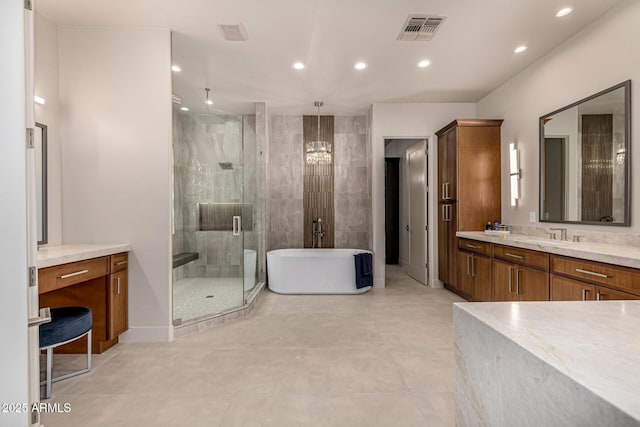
[508,267,513,292]
[465,244,481,249]
[505,253,524,259]
[57,269,89,279]
[471,256,475,277]
[576,268,609,279]
[516,269,521,295]
[115,260,128,266]
[115,277,121,295]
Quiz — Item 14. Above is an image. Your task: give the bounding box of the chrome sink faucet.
[549,228,568,241]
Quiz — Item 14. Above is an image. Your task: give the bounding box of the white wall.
[58,27,173,341]
[0,1,29,425]
[35,12,62,245]
[371,103,477,287]
[477,0,640,232]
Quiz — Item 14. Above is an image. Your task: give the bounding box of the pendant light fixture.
[306,101,332,165]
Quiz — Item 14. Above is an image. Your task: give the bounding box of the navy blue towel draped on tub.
[354,252,373,289]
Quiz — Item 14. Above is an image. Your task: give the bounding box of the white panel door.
[406,141,427,284]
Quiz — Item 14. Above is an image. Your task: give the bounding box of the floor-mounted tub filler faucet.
[312,218,325,248]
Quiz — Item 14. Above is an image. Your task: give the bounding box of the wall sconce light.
[509,142,520,207]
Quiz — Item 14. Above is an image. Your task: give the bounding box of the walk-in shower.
[171,107,265,325]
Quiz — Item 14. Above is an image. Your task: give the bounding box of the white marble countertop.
[457,231,640,269]
[37,244,131,268]
[456,301,640,422]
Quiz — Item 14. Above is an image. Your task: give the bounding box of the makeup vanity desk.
[37,244,131,354]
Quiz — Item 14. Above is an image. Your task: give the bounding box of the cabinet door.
[550,275,595,301]
[438,204,449,284]
[447,205,458,289]
[445,128,457,200]
[472,255,492,302]
[515,267,549,301]
[492,259,516,302]
[457,250,473,297]
[595,286,639,301]
[108,270,128,340]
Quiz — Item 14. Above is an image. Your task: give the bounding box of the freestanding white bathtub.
[267,248,373,294]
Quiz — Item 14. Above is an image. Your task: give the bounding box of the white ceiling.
[37,0,623,116]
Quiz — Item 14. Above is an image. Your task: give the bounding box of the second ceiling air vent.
[218,23,249,41]
[397,15,446,41]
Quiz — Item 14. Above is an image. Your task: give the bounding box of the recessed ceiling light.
[205,99,214,105]
[293,62,305,70]
[354,62,367,70]
[556,7,573,17]
[34,95,45,105]
[514,45,527,54]
[180,107,189,111]
[417,59,431,68]
[171,65,181,72]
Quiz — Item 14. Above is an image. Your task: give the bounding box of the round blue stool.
[39,307,92,399]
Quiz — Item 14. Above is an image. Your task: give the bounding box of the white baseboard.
[374,277,385,288]
[430,279,444,289]
[119,325,174,343]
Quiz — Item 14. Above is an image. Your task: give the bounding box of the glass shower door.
[172,110,246,324]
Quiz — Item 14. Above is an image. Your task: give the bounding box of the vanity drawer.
[493,244,549,271]
[551,255,640,296]
[110,252,129,273]
[39,257,110,294]
[458,238,491,256]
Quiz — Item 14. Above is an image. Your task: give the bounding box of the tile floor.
[173,277,246,323]
[42,265,464,427]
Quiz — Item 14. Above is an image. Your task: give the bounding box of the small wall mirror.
[35,122,48,244]
[540,80,631,226]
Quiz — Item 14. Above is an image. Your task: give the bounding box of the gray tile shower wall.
[266,115,372,251]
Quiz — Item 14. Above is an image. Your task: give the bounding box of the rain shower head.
[218,162,233,170]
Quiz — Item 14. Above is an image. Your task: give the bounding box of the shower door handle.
[233,216,242,236]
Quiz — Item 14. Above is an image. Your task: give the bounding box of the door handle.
[467,255,471,276]
[233,216,242,236]
[516,269,521,295]
[115,277,121,295]
[445,182,450,199]
[441,183,446,200]
[28,307,51,327]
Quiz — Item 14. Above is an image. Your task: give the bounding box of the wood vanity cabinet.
[436,119,502,296]
[39,252,129,353]
[492,245,549,301]
[108,253,129,340]
[458,239,492,301]
[551,275,595,301]
[550,255,640,301]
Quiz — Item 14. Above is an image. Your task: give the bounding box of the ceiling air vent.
[397,15,446,41]
[218,23,249,41]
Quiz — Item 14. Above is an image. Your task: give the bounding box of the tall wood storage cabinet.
[436,119,502,298]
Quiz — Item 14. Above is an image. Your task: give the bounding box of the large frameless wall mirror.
[540,80,631,226]
[35,122,48,244]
